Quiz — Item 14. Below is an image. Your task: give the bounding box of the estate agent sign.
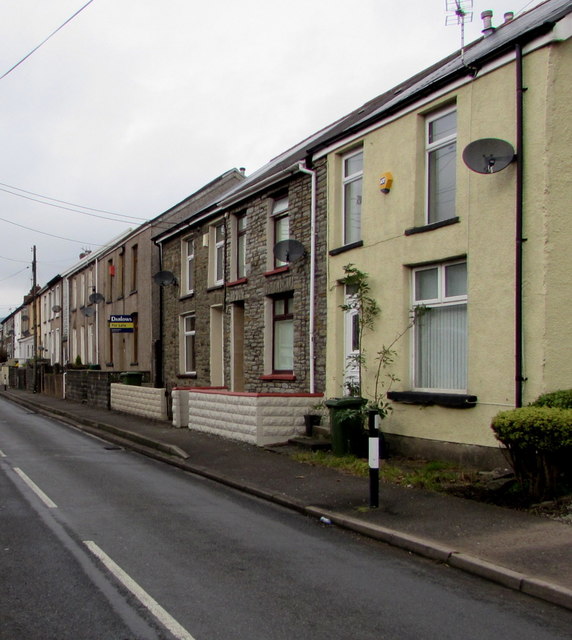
[109,315,134,333]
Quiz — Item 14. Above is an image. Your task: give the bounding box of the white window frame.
[343,284,360,395]
[212,222,225,286]
[182,236,195,295]
[342,148,363,245]
[235,213,247,279]
[270,195,289,268]
[412,260,467,392]
[425,107,457,225]
[272,294,294,373]
[181,314,196,375]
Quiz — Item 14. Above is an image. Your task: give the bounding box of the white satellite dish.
[462,138,515,174]
[153,270,178,286]
[273,239,306,264]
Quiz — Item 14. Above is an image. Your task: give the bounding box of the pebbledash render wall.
[172,389,322,446]
[110,383,168,421]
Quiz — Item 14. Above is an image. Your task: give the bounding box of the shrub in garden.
[491,407,572,500]
[531,389,572,409]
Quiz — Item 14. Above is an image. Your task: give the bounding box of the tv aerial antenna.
[445,1,473,66]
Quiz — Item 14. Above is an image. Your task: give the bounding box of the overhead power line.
[0,215,104,245]
[0,184,148,224]
[0,0,97,81]
[0,181,144,219]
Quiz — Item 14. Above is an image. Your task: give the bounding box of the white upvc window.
[270,196,289,268]
[412,261,467,391]
[181,314,196,374]
[426,108,457,224]
[214,222,225,285]
[343,284,360,395]
[235,213,247,279]
[272,294,294,372]
[342,148,363,245]
[183,237,195,294]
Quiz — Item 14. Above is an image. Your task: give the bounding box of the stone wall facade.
[64,370,113,409]
[160,162,328,398]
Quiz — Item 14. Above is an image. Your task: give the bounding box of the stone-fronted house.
[303,0,572,465]
[154,139,340,443]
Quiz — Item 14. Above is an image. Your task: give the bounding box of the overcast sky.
[0,0,543,314]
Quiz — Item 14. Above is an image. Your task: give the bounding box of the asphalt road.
[1,398,571,640]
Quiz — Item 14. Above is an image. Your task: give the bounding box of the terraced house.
[307,0,572,465]
[154,138,336,443]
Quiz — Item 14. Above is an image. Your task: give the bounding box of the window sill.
[264,266,289,277]
[260,373,296,382]
[387,390,477,408]
[105,362,114,367]
[404,217,460,236]
[329,240,364,256]
[179,292,194,301]
[207,284,224,292]
[129,289,137,296]
[227,278,248,287]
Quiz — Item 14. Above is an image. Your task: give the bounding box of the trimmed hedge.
[492,407,572,451]
[531,389,572,409]
[491,407,572,499]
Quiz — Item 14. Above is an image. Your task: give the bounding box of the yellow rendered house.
[309,0,572,465]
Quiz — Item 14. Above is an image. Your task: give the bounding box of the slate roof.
[156,0,572,232]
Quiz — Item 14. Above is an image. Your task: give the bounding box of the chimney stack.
[504,11,514,23]
[481,10,495,37]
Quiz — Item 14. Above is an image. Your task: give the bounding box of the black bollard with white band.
[368,410,380,508]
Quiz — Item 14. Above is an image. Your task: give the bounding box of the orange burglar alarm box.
[379,172,393,193]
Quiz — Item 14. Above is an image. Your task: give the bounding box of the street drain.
[104,445,123,451]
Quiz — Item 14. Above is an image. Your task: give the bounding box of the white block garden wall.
[110,383,168,421]
[172,388,323,446]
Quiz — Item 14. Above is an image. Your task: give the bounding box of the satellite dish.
[462,138,515,174]
[88,292,105,304]
[153,270,177,286]
[273,239,306,263]
[52,305,62,313]
[82,307,95,317]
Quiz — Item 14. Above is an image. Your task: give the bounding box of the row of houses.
[2,1,571,465]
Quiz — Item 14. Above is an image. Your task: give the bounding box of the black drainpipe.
[515,42,525,408]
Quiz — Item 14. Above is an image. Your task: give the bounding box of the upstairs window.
[214,223,225,285]
[183,237,195,294]
[131,244,138,292]
[342,149,363,245]
[271,196,289,268]
[426,108,457,224]
[413,261,467,391]
[231,213,247,280]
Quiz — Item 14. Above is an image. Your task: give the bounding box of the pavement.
[1,388,572,612]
